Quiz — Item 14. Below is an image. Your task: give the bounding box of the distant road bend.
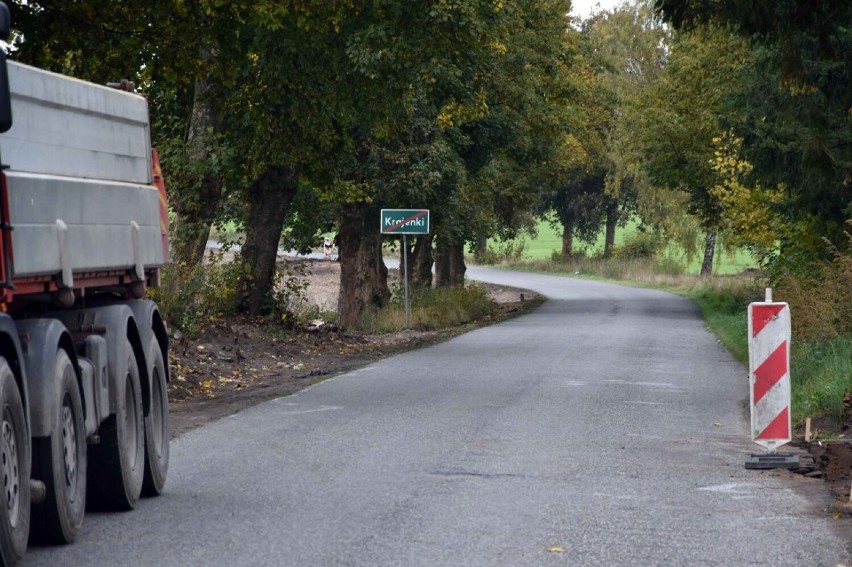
[26,267,852,566]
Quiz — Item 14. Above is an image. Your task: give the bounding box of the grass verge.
[488,255,850,434]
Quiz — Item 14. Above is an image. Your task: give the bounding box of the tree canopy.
[6,0,849,322]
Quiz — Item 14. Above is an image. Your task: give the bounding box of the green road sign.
[380,209,430,235]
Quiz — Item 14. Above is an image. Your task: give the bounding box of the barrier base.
[744,453,799,470]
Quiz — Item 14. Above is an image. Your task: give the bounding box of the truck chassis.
[0,6,171,564]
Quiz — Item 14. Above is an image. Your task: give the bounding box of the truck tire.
[87,338,144,511]
[141,337,169,497]
[0,358,29,567]
[30,349,86,544]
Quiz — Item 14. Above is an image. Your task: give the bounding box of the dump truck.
[0,5,170,564]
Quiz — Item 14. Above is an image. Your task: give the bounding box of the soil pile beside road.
[806,441,852,515]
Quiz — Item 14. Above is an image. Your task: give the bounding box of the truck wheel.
[0,358,30,567]
[87,339,144,511]
[141,337,169,497]
[30,349,86,544]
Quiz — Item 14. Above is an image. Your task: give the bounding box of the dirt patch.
[167,258,541,438]
[779,437,852,515]
[803,441,852,516]
[811,442,852,482]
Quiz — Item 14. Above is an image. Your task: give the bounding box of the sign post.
[745,288,798,469]
[380,209,430,328]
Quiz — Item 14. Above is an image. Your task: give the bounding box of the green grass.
[790,338,852,432]
[489,219,757,275]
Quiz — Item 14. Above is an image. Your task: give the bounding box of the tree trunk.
[700,231,717,277]
[338,204,390,330]
[448,242,466,286]
[236,167,298,315]
[434,235,452,287]
[473,233,488,264]
[561,219,574,262]
[409,234,434,288]
[171,59,225,268]
[434,235,465,287]
[603,199,618,258]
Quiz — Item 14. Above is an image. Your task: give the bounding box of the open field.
[491,219,757,275]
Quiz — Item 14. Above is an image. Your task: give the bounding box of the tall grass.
[359,284,495,333]
[791,338,852,428]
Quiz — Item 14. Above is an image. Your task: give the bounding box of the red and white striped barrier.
[748,289,792,452]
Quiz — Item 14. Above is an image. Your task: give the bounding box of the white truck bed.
[0,62,164,281]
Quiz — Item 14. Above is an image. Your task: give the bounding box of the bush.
[148,253,312,338]
[265,260,311,328]
[653,256,687,276]
[147,263,204,337]
[147,257,241,337]
[612,232,661,259]
[773,227,852,340]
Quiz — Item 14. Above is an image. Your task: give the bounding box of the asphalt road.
[25,268,851,566]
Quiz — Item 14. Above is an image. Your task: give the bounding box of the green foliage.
[148,254,311,338]
[9,0,190,83]
[576,2,671,251]
[708,132,788,263]
[773,227,852,340]
[533,13,620,253]
[280,186,336,255]
[367,106,468,219]
[612,231,661,260]
[156,132,235,231]
[731,40,852,250]
[147,256,242,338]
[655,0,852,257]
[634,26,751,229]
[457,0,576,244]
[268,261,312,329]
